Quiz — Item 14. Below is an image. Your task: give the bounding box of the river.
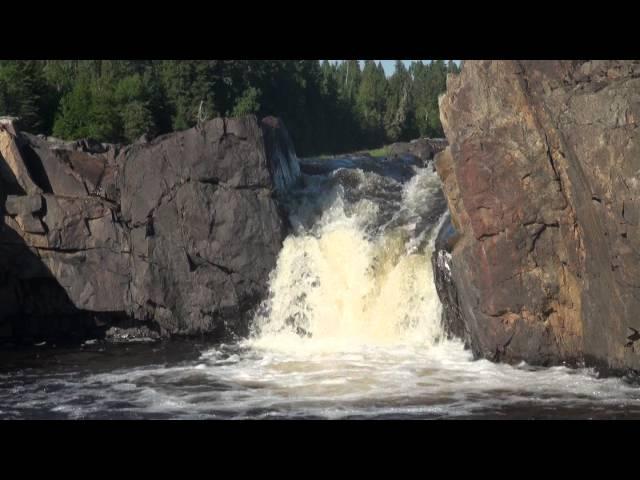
[2,155,640,419]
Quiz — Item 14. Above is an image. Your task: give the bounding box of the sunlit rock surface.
[0,115,299,340]
[433,60,640,373]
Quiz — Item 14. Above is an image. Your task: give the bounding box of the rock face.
[433,60,640,373]
[0,115,299,341]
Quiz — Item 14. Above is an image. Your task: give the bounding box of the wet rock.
[261,116,301,194]
[433,60,640,372]
[431,215,467,342]
[104,325,160,344]
[0,115,300,340]
[387,138,448,166]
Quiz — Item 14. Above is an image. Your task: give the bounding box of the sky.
[378,60,427,76]
[327,60,457,77]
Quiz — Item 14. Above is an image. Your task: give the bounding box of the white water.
[2,159,640,419]
[250,168,447,353]
[3,335,640,419]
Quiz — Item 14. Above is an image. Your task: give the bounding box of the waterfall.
[4,153,639,420]
[249,156,449,353]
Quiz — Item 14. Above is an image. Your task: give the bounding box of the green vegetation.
[361,146,390,158]
[0,60,459,157]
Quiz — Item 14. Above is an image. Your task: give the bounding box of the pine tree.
[232,86,261,116]
[385,60,415,142]
[52,72,95,139]
[356,60,388,145]
[158,60,219,131]
[1,59,452,156]
[114,73,156,141]
[0,61,51,132]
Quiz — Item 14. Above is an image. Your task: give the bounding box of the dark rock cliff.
[0,115,299,342]
[432,60,640,373]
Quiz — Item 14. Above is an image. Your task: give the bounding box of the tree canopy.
[0,60,459,157]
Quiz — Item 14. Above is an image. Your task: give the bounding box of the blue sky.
[327,60,456,77]
[378,60,428,76]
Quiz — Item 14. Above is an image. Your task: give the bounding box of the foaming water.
[2,156,640,419]
[3,339,640,419]
[250,161,448,353]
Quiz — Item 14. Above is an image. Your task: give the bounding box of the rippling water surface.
[2,339,640,419]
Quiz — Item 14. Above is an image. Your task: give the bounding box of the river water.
[2,155,640,419]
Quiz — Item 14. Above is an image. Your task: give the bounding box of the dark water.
[2,340,640,419]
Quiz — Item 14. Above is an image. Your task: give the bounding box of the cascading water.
[2,154,640,419]
[249,158,448,352]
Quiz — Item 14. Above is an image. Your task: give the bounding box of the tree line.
[0,60,459,157]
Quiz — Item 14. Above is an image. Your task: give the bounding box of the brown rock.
[433,60,640,372]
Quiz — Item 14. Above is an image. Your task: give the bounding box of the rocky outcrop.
[0,115,300,342]
[433,60,640,373]
[387,138,448,166]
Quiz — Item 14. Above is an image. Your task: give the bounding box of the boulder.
[387,138,448,166]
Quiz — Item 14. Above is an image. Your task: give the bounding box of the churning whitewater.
[2,155,640,419]
[250,158,448,352]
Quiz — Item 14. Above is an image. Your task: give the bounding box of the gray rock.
[104,325,160,343]
[0,115,300,341]
[4,194,43,216]
[387,138,448,166]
